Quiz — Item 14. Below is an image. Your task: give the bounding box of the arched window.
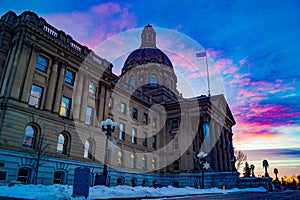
[57,134,69,155]
[150,74,157,86]
[173,160,180,172]
[130,178,136,187]
[117,151,123,166]
[84,139,94,159]
[131,154,136,168]
[53,171,65,184]
[117,177,124,185]
[17,167,31,184]
[129,75,135,87]
[152,158,156,170]
[22,125,36,148]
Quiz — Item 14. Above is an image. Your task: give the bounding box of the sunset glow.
[1,0,299,176]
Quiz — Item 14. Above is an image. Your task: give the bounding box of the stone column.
[20,45,39,103]
[45,58,59,111]
[202,115,211,164]
[210,121,218,172]
[225,131,232,171]
[221,130,228,171]
[217,124,223,172]
[80,74,89,122]
[53,64,66,113]
[73,71,84,120]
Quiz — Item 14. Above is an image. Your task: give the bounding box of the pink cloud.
[238,57,248,66]
[44,2,137,48]
[215,58,239,74]
[238,89,259,97]
[206,48,223,59]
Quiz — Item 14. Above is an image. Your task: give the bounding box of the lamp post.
[197,151,209,189]
[100,118,116,185]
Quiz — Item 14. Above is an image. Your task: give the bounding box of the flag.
[196,51,206,57]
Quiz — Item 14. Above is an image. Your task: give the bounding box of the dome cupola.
[121,24,173,75]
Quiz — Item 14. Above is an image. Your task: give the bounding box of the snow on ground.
[0,184,267,200]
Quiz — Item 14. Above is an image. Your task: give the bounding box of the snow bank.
[0,184,70,200]
[0,184,267,200]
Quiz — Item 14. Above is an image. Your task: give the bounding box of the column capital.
[201,113,210,122]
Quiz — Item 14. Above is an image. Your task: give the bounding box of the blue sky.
[1,0,300,176]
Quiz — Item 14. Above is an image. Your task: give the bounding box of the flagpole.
[205,52,211,97]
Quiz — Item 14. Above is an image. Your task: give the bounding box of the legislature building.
[0,10,240,188]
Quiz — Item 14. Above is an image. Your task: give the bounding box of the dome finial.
[141,24,156,48]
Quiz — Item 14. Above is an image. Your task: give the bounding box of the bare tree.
[234,150,247,171]
[33,133,49,185]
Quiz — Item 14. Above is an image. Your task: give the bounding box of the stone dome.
[121,24,173,75]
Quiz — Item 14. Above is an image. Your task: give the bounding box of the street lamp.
[100,118,116,184]
[197,151,209,189]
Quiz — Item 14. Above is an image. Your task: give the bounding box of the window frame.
[152,158,156,170]
[119,123,125,141]
[22,125,36,148]
[129,75,135,87]
[84,140,94,160]
[85,106,93,125]
[65,69,75,86]
[142,156,146,170]
[53,171,65,184]
[150,74,158,87]
[130,153,136,168]
[172,137,179,151]
[117,151,123,166]
[108,96,113,109]
[152,135,157,149]
[120,102,127,114]
[59,96,71,117]
[143,113,148,124]
[132,127,137,144]
[17,167,31,184]
[56,133,69,155]
[36,55,48,73]
[28,84,43,108]
[88,81,96,95]
[132,107,138,120]
[143,131,147,147]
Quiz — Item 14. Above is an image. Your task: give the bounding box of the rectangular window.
[53,171,64,184]
[142,156,146,170]
[143,113,148,124]
[59,96,71,117]
[120,102,126,114]
[131,154,135,168]
[89,81,96,95]
[172,137,179,150]
[152,135,157,149]
[36,55,48,73]
[152,118,157,128]
[0,171,7,180]
[143,132,147,146]
[65,69,75,85]
[132,128,137,144]
[171,119,179,130]
[28,84,43,108]
[85,106,93,125]
[132,108,138,120]
[119,123,125,140]
[108,97,113,109]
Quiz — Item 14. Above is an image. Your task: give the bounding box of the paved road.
[162,190,300,200]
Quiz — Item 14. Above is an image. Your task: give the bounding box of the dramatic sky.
[1,0,300,177]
